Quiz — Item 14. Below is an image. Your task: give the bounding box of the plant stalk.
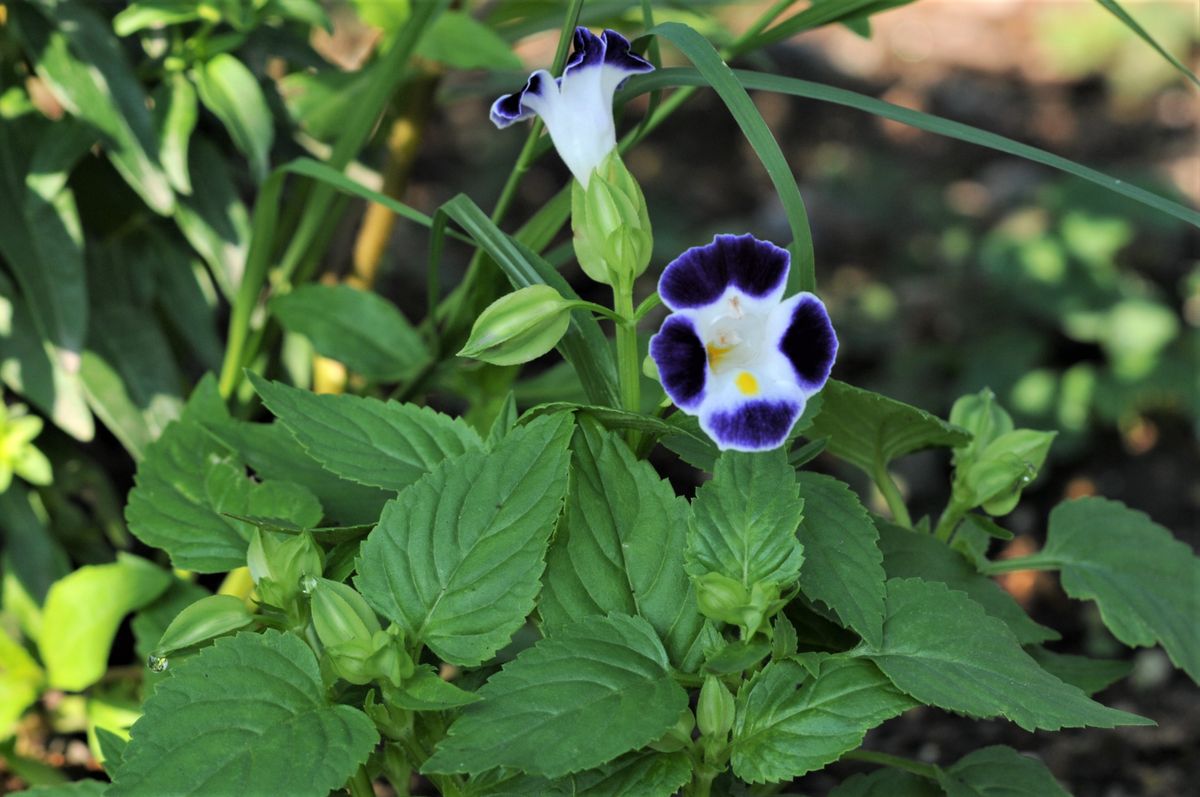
[873,462,912,528]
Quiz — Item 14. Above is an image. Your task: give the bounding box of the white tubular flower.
[490,27,653,187]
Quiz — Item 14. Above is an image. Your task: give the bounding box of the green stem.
[565,299,627,325]
[933,499,967,541]
[346,766,374,797]
[844,750,940,780]
[979,553,1061,575]
[873,462,912,528]
[613,279,641,423]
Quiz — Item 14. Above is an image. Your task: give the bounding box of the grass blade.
[1095,0,1200,90]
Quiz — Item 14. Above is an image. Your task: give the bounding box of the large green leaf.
[109,631,378,797]
[540,421,709,671]
[689,449,805,589]
[650,22,814,292]
[876,521,1056,645]
[356,414,572,665]
[1041,498,1200,683]
[794,473,886,647]
[12,0,174,214]
[250,375,481,492]
[39,554,172,691]
[478,751,692,797]
[807,380,969,475]
[937,745,1068,797]
[829,769,942,797]
[269,284,429,382]
[731,657,915,784]
[859,578,1152,731]
[126,379,323,571]
[424,614,688,778]
[417,12,522,70]
[193,54,274,183]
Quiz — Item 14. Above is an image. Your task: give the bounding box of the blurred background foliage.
[0,0,1196,793]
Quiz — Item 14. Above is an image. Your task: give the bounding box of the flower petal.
[701,398,804,452]
[649,314,707,410]
[490,70,553,129]
[774,293,838,392]
[658,234,791,311]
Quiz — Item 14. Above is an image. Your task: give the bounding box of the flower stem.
[979,553,1061,575]
[873,462,912,528]
[933,499,968,541]
[844,750,940,780]
[613,280,642,429]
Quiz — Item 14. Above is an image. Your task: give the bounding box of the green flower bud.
[154,594,255,657]
[458,285,573,366]
[571,153,652,287]
[310,578,380,649]
[246,529,323,608]
[960,429,1056,516]
[696,676,736,739]
[325,626,414,687]
[694,573,781,637]
[949,388,1013,467]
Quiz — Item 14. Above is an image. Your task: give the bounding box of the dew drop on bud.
[147,653,170,673]
[299,574,319,595]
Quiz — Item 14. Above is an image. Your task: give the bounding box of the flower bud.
[458,285,573,366]
[949,388,1013,467]
[960,429,1056,516]
[154,594,255,656]
[324,627,414,687]
[696,676,736,739]
[310,578,380,649]
[695,573,782,637]
[571,153,652,287]
[246,529,323,608]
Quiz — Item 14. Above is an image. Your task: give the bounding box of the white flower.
[491,28,652,187]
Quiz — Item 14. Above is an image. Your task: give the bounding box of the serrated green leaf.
[39,554,172,691]
[541,422,708,671]
[1042,497,1200,683]
[251,375,481,492]
[269,284,429,382]
[424,614,688,778]
[794,473,886,647]
[109,631,378,797]
[731,656,914,783]
[860,578,1152,731]
[876,520,1057,645]
[483,749,693,797]
[938,745,1068,797]
[193,54,274,183]
[807,380,970,475]
[829,768,943,797]
[1026,648,1131,695]
[689,449,805,589]
[127,379,323,571]
[12,0,174,214]
[356,414,572,665]
[416,12,521,70]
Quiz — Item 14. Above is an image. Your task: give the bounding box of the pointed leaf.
[356,414,572,665]
[424,614,688,778]
[194,55,274,183]
[938,745,1068,797]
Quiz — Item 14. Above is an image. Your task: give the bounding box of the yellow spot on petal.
[706,343,733,370]
[736,371,759,396]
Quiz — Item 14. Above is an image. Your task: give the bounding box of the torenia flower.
[490,27,653,187]
[649,235,838,452]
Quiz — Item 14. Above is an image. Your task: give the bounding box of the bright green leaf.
[731,656,915,783]
[39,554,172,690]
[356,414,572,665]
[109,631,378,797]
[270,284,429,381]
[417,12,521,70]
[153,73,197,195]
[251,375,480,491]
[860,578,1153,731]
[193,54,274,183]
[424,614,689,778]
[541,421,709,671]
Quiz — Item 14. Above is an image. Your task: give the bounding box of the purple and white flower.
[490,27,653,187]
[649,234,838,452]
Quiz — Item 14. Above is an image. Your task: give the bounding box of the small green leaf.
[731,657,915,783]
[689,449,805,589]
[270,284,429,381]
[251,375,481,493]
[876,520,1057,645]
[113,1,203,35]
[356,414,572,665]
[541,422,709,671]
[109,631,378,797]
[416,12,521,70]
[424,614,689,778]
[795,473,886,647]
[1042,497,1200,683]
[194,55,274,183]
[1026,648,1131,695]
[861,578,1153,731]
[39,554,172,690]
[807,380,970,475]
[153,73,197,195]
[938,745,1068,797]
[387,666,480,711]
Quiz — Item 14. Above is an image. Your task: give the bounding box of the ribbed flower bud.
[571,152,652,287]
[458,285,573,366]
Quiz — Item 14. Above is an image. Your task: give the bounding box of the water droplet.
[299,574,319,595]
[147,653,170,673]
